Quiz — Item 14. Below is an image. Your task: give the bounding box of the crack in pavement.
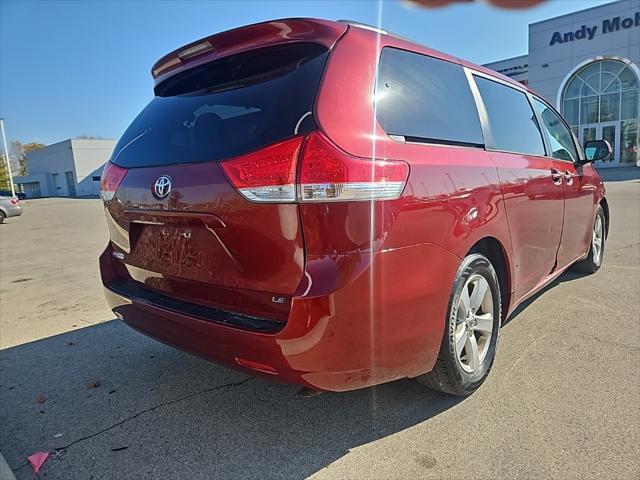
[11,376,254,473]
[607,242,640,252]
[55,377,254,452]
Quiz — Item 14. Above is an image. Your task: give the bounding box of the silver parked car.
[0,196,23,223]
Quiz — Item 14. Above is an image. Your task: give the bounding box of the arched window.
[561,59,639,165]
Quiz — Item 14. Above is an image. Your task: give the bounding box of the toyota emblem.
[153,175,172,199]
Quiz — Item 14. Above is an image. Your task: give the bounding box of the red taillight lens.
[100,161,127,201]
[220,136,304,203]
[298,132,409,202]
[10,198,19,205]
[221,132,408,203]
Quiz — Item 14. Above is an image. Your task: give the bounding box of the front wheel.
[573,204,606,274]
[417,253,501,396]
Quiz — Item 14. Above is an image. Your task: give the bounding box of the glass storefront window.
[562,59,639,165]
[580,96,599,124]
[564,77,582,99]
[601,60,624,76]
[621,120,639,165]
[622,90,639,120]
[584,76,600,96]
[579,63,601,95]
[563,98,579,125]
[619,68,639,90]
[600,92,620,121]
[583,126,597,143]
[563,60,639,126]
[603,76,621,94]
[602,125,616,163]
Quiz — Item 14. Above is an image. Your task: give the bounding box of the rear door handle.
[550,168,563,185]
[564,170,575,185]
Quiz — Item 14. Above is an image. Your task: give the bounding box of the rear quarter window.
[375,47,484,147]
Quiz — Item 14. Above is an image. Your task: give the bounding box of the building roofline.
[483,54,529,66]
[39,139,73,149]
[70,138,117,147]
[70,138,117,142]
[26,138,117,160]
[529,0,627,27]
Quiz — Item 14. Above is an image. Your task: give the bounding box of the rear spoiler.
[151,18,348,87]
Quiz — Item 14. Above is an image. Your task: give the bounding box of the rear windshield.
[111,43,328,168]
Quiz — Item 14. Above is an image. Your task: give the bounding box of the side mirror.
[583,140,612,163]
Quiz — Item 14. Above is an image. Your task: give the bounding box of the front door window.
[532,98,579,162]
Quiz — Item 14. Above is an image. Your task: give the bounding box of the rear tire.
[0,211,5,224]
[417,253,501,396]
[572,204,606,274]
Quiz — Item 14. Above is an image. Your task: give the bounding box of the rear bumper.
[100,242,460,392]
[2,205,22,218]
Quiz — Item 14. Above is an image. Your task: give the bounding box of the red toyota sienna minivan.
[100,18,611,395]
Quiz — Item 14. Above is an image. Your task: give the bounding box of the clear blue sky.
[0,0,613,146]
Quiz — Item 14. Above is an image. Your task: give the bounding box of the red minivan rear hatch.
[102,41,330,324]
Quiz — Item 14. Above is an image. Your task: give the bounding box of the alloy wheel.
[592,214,604,267]
[454,274,494,373]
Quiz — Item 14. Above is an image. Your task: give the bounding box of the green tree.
[0,153,11,190]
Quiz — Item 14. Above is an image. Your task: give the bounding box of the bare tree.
[10,140,44,176]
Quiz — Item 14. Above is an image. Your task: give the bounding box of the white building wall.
[12,173,52,197]
[484,54,529,85]
[19,138,116,197]
[528,0,640,105]
[70,139,116,196]
[26,140,76,196]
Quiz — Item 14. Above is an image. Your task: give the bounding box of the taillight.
[222,132,409,204]
[10,198,19,205]
[100,161,127,201]
[220,136,303,203]
[299,132,409,202]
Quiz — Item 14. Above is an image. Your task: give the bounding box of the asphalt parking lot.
[1,169,639,479]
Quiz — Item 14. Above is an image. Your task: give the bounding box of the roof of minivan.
[151,17,524,91]
[151,18,348,86]
[367,22,525,89]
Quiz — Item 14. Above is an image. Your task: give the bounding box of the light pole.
[0,117,15,197]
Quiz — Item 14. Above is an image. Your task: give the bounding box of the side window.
[532,98,579,162]
[474,76,546,156]
[376,48,484,146]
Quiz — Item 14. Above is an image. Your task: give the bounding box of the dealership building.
[485,0,639,167]
[14,139,116,198]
